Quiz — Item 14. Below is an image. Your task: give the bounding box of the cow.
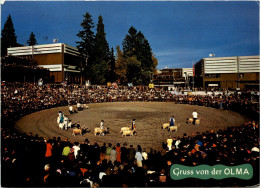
[120,127,131,133]
[195,119,200,126]
[72,128,83,136]
[67,120,72,129]
[122,130,135,137]
[59,122,65,130]
[94,127,109,136]
[162,123,170,129]
[168,124,180,133]
[186,118,193,124]
[72,126,88,136]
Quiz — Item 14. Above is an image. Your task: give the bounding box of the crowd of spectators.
[2,56,50,83]
[1,82,259,187]
[2,121,259,187]
[1,83,259,129]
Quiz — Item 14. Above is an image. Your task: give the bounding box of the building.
[194,55,260,90]
[153,68,193,90]
[8,43,84,83]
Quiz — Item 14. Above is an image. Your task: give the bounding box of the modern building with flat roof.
[8,43,84,83]
[194,55,260,90]
[153,68,193,90]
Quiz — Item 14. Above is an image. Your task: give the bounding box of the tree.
[126,56,141,85]
[152,53,158,74]
[115,46,127,84]
[76,11,95,81]
[107,47,116,82]
[91,15,110,84]
[1,14,17,57]
[122,26,138,58]
[94,15,110,62]
[27,32,38,46]
[122,26,157,85]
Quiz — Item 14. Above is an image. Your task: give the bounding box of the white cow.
[162,123,170,129]
[94,127,109,136]
[122,130,135,137]
[168,124,180,133]
[120,127,131,133]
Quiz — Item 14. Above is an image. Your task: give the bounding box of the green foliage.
[76,14,158,85]
[126,56,141,85]
[115,46,127,84]
[90,59,107,85]
[121,26,157,85]
[1,15,18,57]
[27,32,38,46]
[107,47,116,82]
[76,11,95,81]
[94,15,110,61]
[91,15,110,84]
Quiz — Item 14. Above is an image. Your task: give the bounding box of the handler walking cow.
[192,110,198,125]
[170,116,175,127]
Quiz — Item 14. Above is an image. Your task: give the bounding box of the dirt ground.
[15,102,250,151]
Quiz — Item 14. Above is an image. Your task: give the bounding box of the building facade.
[153,68,193,90]
[8,43,84,83]
[194,55,260,90]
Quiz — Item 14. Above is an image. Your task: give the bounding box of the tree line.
[1,13,158,85]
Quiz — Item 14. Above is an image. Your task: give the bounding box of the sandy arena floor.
[15,102,250,151]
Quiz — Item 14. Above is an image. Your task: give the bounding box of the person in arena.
[192,110,198,125]
[69,105,73,114]
[77,102,82,111]
[76,121,81,129]
[169,116,175,127]
[100,120,104,129]
[131,119,136,130]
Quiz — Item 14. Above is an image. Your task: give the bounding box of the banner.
[170,164,253,180]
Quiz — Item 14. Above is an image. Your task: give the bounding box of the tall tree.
[91,15,110,84]
[115,46,127,84]
[27,32,38,46]
[107,47,116,82]
[122,26,157,85]
[1,14,17,57]
[76,11,95,81]
[122,26,138,58]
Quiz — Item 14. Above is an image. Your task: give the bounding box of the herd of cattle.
[57,114,136,137]
[57,113,200,137]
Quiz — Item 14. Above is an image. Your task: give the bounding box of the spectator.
[72,142,80,159]
[62,144,70,157]
[105,143,113,162]
[45,139,53,162]
[166,136,173,151]
[121,143,128,163]
[110,146,117,164]
[128,145,136,163]
[135,145,143,167]
[116,143,121,163]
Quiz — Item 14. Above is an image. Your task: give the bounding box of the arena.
[16,102,250,151]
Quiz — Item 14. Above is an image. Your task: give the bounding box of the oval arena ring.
[15,102,250,151]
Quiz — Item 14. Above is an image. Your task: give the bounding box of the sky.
[1,1,259,69]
